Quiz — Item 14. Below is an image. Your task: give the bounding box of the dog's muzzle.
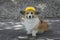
[29,16,31,18]
[27,15,34,19]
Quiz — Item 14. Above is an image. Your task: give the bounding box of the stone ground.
[0,19,60,40]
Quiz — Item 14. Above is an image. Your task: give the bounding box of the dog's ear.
[35,11,40,15]
[20,11,25,15]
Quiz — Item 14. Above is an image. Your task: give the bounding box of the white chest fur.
[23,18,40,32]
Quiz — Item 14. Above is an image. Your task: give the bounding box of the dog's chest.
[24,18,40,30]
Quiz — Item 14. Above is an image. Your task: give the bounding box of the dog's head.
[20,6,40,19]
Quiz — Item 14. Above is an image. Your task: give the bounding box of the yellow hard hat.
[24,6,36,11]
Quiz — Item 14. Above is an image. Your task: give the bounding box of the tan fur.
[35,20,48,32]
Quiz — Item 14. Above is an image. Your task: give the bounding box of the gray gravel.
[0,19,60,40]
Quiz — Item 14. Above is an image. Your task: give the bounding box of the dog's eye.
[27,13,29,14]
[31,12,33,14]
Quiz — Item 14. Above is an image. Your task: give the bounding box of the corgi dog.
[20,6,48,37]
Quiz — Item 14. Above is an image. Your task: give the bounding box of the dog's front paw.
[32,30,38,37]
[27,31,31,34]
[32,33,36,37]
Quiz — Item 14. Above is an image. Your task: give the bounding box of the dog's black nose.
[29,16,31,18]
